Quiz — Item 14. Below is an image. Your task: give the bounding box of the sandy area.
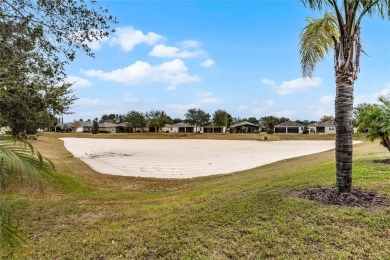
[60,138,359,179]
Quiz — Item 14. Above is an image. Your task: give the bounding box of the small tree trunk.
[335,72,354,193]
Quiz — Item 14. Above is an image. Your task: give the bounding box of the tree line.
[79,110,340,134]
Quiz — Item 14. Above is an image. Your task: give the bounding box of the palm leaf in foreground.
[0,135,54,249]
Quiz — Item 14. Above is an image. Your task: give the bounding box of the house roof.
[116,122,128,127]
[230,121,259,128]
[99,122,117,128]
[274,121,304,127]
[316,120,335,127]
[80,121,93,127]
[170,122,194,127]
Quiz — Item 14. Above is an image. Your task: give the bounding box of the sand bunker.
[61,138,359,179]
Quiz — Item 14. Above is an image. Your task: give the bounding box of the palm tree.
[0,136,53,249]
[299,0,389,193]
[356,97,390,152]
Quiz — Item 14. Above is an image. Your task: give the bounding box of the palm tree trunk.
[335,72,354,193]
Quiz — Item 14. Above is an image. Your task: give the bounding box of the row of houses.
[65,120,336,134]
[274,120,336,134]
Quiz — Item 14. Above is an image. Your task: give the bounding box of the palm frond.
[299,12,340,77]
[356,0,390,25]
[300,0,332,10]
[0,135,54,249]
[0,136,54,188]
[0,204,25,249]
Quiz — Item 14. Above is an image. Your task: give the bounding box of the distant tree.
[99,114,123,123]
[213,110,231,128]
[260,116,287,133]
[356,97,390,153]
[172,118,183,124]
[79,119,84,122]
[320,115,335,122]
[125,111,146,132]
[232,117,242,123]
[296,119,317,125]
[185,108,210,132]
[146,110,171,132]
[92,120,99,134]
[303,125,310,134]
[241,126,249,134]
[227,114,233,128]
[247,117,259,125]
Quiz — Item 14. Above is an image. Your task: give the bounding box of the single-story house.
[203,124,226,133]
[230,121,259,133]
[98,122,118,133]
[161,123,196,133]
[74,121,93,132]
[116,122,131,133]
[274,121,304,134]
[311,120,336,134]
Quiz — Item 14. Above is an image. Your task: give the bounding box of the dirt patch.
[373,158,390,164]
[299,187,389,209]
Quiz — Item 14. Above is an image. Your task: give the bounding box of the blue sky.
[64,0,390,122]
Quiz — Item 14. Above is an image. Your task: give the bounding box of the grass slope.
[1,133,389,259]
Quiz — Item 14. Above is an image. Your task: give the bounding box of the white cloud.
[66,75,92,89]
[178,40,201,49]
[261,78,276,86]
[82,59,200,88]
[378,86,390,97]
[196,97,222,104]
[354,86,389,105]
[200,59,215,68]
[278,77,322,95]
[238,105,248,112]
[320,95,334,104]
[76,98,108,106]
[275,110,296,117]
[109,26,163,52]
[195,90,222,104]
[149,44,204,58]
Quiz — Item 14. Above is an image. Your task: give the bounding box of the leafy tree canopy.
[0,0,117,81]
[125,111,146,130]
[185,108,210,127]
[213,109,231,127]
[99,114,124,124]
[146,110,172,131]
[320,115,335,122]
[247,117,259,125]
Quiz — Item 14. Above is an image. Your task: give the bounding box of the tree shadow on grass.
[373,158,390,165]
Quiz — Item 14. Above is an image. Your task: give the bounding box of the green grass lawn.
[1,133,390,259]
